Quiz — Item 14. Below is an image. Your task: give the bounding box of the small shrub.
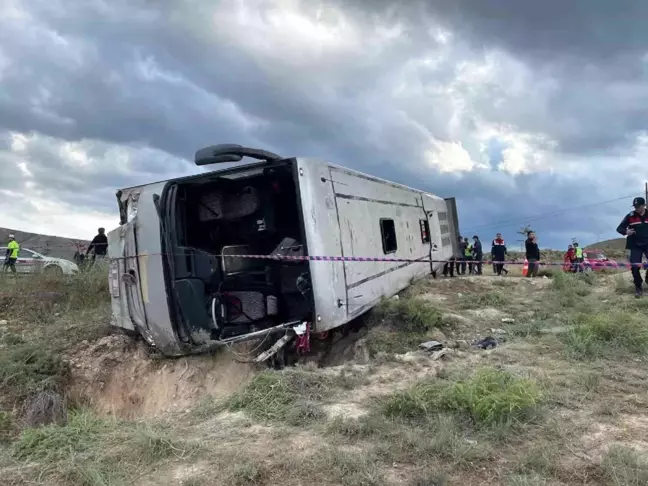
[131,426,196,461]
[374,298,442,334]
[13,410,107,462]
[382,368,542,428]
[0,343,68,399]
[0,411,15,442]
[563,310,648,359]
[458,291,509,309]
[367,298,443,355]
[551,273,593,305]
[228,369,331,424]
[601,445,648,485]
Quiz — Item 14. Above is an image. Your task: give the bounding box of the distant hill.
[0,228,89,261]
[586,238,626,250]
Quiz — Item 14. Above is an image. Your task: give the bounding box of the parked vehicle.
[583,250,617,270]
[0,247,79,275]
[107,144,460,360]
[561,249,617,272]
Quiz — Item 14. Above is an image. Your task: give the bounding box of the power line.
[463,193,634,235]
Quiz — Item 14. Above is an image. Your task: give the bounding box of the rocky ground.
[1,268,648,485]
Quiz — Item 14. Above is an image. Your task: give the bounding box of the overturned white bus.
[107,144,460,362]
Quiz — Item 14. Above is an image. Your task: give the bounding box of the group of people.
[563,242,584,273]
[442,230,542,279]
[3,228,109,274]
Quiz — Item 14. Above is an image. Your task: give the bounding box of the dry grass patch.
[600,445,648,486]
[227,368,334,424]
[11,409,199,485]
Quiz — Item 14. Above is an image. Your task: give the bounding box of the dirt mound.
[66,335,257,418]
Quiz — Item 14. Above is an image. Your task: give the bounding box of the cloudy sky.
[1,0,647,249]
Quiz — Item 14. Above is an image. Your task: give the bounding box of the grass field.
[1,265,648,485]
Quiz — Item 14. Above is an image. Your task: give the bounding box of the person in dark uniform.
[86,228,108,264]
[525,231,540,278]
[472,235,483,275]
[616,197,648,298]
[491,233,507,276]
[455,235,463,275]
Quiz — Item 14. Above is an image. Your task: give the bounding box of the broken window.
[380,218,397,254]
[419,219,430,244]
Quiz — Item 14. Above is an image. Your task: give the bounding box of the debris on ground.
[418,340,444,352]
[474,336,498,349]
[430,348,450,360]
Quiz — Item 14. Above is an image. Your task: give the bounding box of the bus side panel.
[295,158,349,333]
[331,167,431,319]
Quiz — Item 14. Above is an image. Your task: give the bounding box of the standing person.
[455,235,464,275]
[565,244,576,273]
[573,242,584,272]
[491,233,507,276]
[525,231,540,278]
[86,228,108,264]
[3,234,19,274]
[463,237,472,275]
[472,235,483,275]
[616,197,648,298]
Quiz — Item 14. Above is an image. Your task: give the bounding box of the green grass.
[382,368,543,428]
[550,272,593,308]
[457,291,510,309]
[11,409,198,485]
[373,297,443,334]
[366,297,444,355]
[0,339,68,400]
[562,310,648,359]
[601,445,648,486]
[12,410,107,462]
[227,368,333,424]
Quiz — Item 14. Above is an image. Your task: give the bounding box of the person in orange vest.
[491,233,508,276]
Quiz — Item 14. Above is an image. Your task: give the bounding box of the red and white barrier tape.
[107,253,646,269]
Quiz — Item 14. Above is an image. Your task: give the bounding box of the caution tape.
[106,253,647,269]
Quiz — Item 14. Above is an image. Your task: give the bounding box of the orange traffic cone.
[522,259,529,277]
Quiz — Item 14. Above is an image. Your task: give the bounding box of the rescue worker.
[458,237,468,275]
[472,235,483,275]
[86,228,108,264]
[442,257,455,277]
[565,244,576,273]
[491,233,507,276]
[616,197,648,298]
[455,235,463,275]
[464,237,473,275]
[525,231,540,278]
[4,234,19,274]
[573,242,584,272]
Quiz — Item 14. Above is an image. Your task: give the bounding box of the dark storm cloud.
[0,0,645,245]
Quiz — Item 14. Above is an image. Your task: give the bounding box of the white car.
[1,247,79,275]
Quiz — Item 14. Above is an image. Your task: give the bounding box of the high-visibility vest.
[7,241,19,258]
[464,244,472,257]
[575,247,583,258]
